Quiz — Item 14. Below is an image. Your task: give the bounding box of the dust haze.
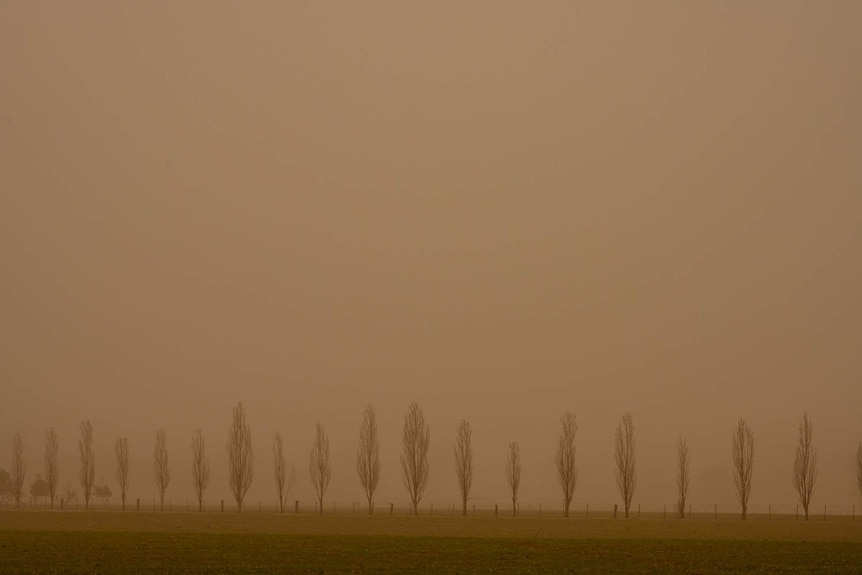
[2,1,861,511]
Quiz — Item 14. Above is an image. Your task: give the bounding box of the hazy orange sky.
[2,1,861,511]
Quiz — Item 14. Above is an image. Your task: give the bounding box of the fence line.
[2,498,859,520]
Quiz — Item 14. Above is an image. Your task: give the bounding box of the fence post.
[430,503,433,517]
[221,500,224,512]
[796,505,798,520]
[586,503,589,518]
[495,504,498,517]
[714,504,717,519]
[688,503,691,519]
[769,504,771,519]
[663,504,666,520]
[539,503,542,517]
[295,500,299,514]
[170,498,172,511]
[390,503,394,515]
[853,505,855,521]
[614,504,617,519]
[824,504,827,520]
[638,504,641,519]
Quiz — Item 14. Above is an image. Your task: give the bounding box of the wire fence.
[3,497,860,521]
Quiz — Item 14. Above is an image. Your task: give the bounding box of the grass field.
[1,511,861,574]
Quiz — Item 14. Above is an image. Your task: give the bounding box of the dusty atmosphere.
[2,1,861,511]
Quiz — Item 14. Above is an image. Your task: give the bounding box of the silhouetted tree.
[505,441,521,517]
[78,420,95,510]
[43,427,59,509]
[61,481,76,504]
[152,429,170,510]
[93,477,112,507]
[0,469,12,503]
[554,412,577,517]
[453,419,473,516]
[227,402,254,512]
[191,429,210,512]
[30,473,50,505]
[676,435,690,519]
[273,431,295,513]
[11,433,26,507]
[731,418,754,520]
[309,421,331,515]
[857,441,862,497]
[114,438,130,510]
[401,402,430,515]
[355,404,380,514]
[614,412,636,518]
[792,413,817,520]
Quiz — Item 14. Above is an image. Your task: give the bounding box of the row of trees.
[6,406,862,520]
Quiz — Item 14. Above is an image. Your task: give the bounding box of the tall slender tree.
[78,420,95,510]
[453,420,474,516]
[792,413,817,520]
[309,421,331,515]
[505,441,521,517]
[153,429,171,510]
[273,431,295,514]
[11,433,26,507]
[554,412,577,518]
[227,402,254,512]
[43,427,59,509]
[114,438,130,510]
[675,435,690,519]
[355,404,380,514]
[731,418,755,520]
[400,402,430,515]
[191,429,210,512]
[614,412,637,518]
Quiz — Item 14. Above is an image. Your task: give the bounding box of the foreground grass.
[1,531,861,574]
[1,512,860,573]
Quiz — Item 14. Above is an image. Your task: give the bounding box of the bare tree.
[355,404,380,514]
[43,427,59,509]
[675,435,690,519]
[273,431,295,514]
[309,421,331,514]
[114,437,130,510]
[614,412,637,518]
[400,401,430,515]
[857,441,862,497]
[731,418,754,520]
[153,429,171,510]
[453,419,474,516]
[226,402,254,512]
[791,413,817,520]
[78,420,95,510]
[11,433,26,507]
[554,412,577,518]
[62,481,77,504]
[191,429,210,512]
[505,441,521,517]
